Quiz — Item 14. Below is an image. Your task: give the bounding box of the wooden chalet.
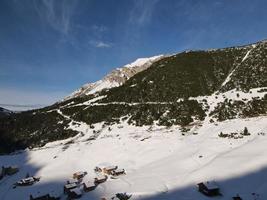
[94,174,108,184]
[111,168,125,176]
[94,166,102,173]
[16,176,40,186]
[232,196,242,200]
[68,188,82,199]
[83,181,97,192]
[103,166,118,175]
[67,178,79,184]
[73,171,87,179]
[197,181,220,196]
[114,193,132,200]
[64,183,78,194]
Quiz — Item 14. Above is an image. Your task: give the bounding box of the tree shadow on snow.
[141,166,267,200]
[1,150,267,200]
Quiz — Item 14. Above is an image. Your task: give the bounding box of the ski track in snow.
[221,46,254,88]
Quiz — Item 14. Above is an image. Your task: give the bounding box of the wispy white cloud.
[96,41,111,48]
[90,40,112,48]
[34,0,77,35]
[129,0,159,26]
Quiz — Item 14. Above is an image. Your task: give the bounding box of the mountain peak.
[64,54,164,100]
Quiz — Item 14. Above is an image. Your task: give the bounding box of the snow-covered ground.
[0,116,267,200]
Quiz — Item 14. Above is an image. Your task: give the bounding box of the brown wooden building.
[103,166,118,175]
[83,181,97,192]
[197,181,220,196]
[94,174,108,184]
[64,183,77,194]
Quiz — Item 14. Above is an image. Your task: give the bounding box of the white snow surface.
[123,55,163,68]
[1,116,267,200]
[190,87,267,116]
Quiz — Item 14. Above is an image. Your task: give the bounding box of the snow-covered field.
[0,116,267,200]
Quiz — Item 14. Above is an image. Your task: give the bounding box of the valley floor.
[0,116,267,200]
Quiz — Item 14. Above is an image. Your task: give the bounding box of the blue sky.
[1,0,267,109]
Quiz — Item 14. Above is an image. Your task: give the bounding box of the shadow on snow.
[1,151,267,200]
[141,166,267,200]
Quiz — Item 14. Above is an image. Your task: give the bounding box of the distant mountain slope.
[0,107,13,118]
[64,55,164,100]
[0,40,266,153]
[102,47,248,102]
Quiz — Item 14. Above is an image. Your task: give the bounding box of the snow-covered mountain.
[0,39,266,200]
[65,55,164,100]
[1,39,266,153]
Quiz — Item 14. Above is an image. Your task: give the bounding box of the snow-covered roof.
[114,168,125,173]
[74,171,85,176]
[203,181,219,190]
[21,177,34,183]
[67,178,78,184]
[3,165,18,169]
[70,188,82,195]
[104,166,117,171]
[95,174,107,180]
[84,181,95,188]
[64,183,77,189]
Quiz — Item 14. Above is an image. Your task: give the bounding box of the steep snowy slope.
[65,55,164,100]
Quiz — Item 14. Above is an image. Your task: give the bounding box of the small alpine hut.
[67,178,79,184]
[64,183,77,194]
[197,181,220,196]
[94,174,108,184]
[16,176,40,186]
[83,181,97,192]
[94,166,102,173]
[103,166,118,175]
[232,195,242,200]
[68,188,82,199]
[73,171,87,179]
[111,169,125,176]
[114,193,132,200]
